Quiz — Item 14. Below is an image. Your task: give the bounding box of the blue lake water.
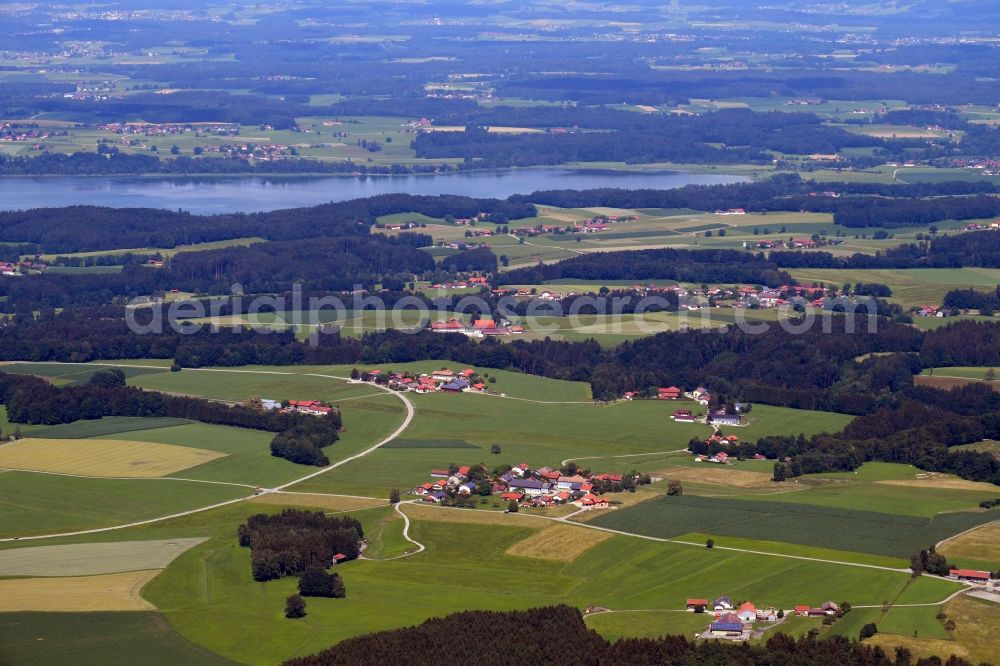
[0,169,747,214]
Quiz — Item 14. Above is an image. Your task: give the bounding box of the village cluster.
[430,318,525,337]
[683,597,846,641]
[355,367,490,394]
[412,461,648,509]
[0,260,47,276]
[510,214,638,237]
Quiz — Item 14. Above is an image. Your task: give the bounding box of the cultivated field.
[0,538,207,576]
[587,494,1000,558]
[0,570,160,611]
[938,521,1000,564]
[506,524,612,562]
[0,438,226,478]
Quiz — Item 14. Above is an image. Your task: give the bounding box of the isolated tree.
[666,479,683,496]
[773,463,787,482]
[858,623,877,640]
[285,594,306,619]
[985,368,996,382]
[244,395,264,411]
[706,539,714,549]
[507,500,519,513]
[350,368,360,380]
[490,444,501,454]
[389,488,400,505]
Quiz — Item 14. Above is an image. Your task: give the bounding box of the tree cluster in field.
[0,370,342,467]
[282,603,970,666]
[910,545,952,577]
[238,509,362,582]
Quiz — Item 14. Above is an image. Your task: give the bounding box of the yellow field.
[506,524,612,562]
[401,503,549,528]
[0,569,159,611]
[865,635,966,662]
[656,466,775,488]
[249,492,384,512]
[0,438,226,477]
[939,521,1000,561]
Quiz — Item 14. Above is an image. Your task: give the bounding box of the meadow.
[0,470,247,538]
[0,612,236,666]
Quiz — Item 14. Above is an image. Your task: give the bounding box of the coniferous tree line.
[237,509,362,582]
[282,604,971,666]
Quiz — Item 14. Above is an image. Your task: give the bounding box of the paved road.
[0,364,414,543]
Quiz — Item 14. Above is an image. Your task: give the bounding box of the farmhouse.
[431,318,468,333]
[577,494,609,509]
[712,596,734,611]
[287,400,333,415]
[686,599,708,612]
[709,411,741,426]
[794,605,811,616]
[658,386,682,400]
[949,568,992,583]
[673,409,695,422]
[709,613,744,637]
[736,602,757,622]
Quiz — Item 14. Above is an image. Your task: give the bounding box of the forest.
[0,194,535,253]
[283,604,968,666]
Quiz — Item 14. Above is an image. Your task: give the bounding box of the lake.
[0,169,747,214]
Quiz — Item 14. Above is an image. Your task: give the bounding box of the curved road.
[0,365,414,543]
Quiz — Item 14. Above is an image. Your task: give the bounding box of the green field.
[0,471,247,538]
[1,362,166,386]
[133,501,955,665]
[587,494,1000,558]
[0,612,236,666]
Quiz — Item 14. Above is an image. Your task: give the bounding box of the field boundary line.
[561,448,689,467]
[0,467,257,489]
